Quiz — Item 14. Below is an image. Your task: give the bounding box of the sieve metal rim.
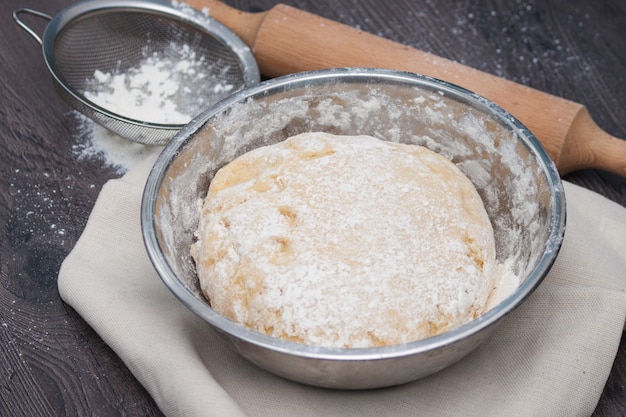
[16,0,260,142]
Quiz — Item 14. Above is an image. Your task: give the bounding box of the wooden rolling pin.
[187,0,626,178]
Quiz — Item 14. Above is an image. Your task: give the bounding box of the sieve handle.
[186,0,626,178]
[12,8,52,45]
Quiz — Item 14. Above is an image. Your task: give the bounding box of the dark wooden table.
[1,0,624,415]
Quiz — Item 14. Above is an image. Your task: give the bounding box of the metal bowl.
[141,68,566,389]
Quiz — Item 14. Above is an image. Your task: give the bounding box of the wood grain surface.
[1,0,624,415]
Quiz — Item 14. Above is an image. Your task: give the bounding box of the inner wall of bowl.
[155,76,553,299]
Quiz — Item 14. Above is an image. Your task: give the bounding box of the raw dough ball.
[191,132,499,348]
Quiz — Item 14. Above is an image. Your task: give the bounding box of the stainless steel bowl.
[141,68,566,389]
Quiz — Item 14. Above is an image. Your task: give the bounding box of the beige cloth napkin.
[58,155,626,417]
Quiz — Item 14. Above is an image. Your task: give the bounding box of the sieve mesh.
[28,1,259,145]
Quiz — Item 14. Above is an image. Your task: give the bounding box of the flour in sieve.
[74,39,238,172]
[84,42,234,125]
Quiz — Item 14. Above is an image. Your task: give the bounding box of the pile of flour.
[74,38,234,173]
[72,113,163,174]
[83,42,233,125]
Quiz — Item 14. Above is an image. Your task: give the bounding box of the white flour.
[84,42,233,125]
[75,33,237,172]
[72,112,163,174]
[170,0,210,18]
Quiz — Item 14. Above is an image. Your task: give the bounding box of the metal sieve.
[13,0,260,146]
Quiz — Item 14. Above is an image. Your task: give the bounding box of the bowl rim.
[141,67,566,361]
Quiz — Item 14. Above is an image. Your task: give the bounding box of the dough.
[191,132,502,348]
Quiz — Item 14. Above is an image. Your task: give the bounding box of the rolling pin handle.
[559,107,626,177]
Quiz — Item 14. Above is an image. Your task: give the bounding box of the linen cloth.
[58,155,626,417]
